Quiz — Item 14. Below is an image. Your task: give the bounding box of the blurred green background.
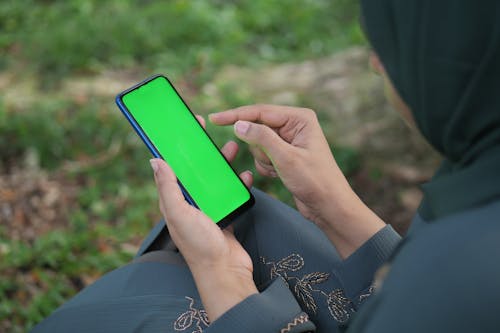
[0,1,437,332]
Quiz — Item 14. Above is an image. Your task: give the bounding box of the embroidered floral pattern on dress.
[261,253,355,324]
[293,271,330,314]
[264,253,305,282]
[174,297,209,333]
[327,289,354,323]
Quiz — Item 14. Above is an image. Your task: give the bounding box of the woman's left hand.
[149,115,258,322]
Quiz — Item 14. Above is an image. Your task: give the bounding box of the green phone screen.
[121,76,251,223]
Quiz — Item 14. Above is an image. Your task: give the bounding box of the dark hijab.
[360,0,500,220]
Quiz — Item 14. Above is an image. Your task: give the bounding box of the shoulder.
[362,200,500,332]
[418,199,500,270]
[392,199,500,290]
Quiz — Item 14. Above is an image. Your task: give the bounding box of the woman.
[33,0,500,332]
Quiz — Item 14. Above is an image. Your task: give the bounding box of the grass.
[1,0,363,85]
[0,1,363,331]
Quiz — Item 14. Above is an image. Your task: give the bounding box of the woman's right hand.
[210,105,348,224]
[210,105,386,258]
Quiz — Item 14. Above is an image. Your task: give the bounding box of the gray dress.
[31,188,400,332]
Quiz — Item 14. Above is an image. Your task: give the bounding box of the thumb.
[151,158,189,218]
[234,120,290,162]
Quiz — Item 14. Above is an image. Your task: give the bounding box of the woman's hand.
[210,105,386,258]
[210,105,346,223]
[150,115,257,322]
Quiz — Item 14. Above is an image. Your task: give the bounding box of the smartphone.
[115,74,254,228]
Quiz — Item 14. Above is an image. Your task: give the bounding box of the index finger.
[209,104,306,127]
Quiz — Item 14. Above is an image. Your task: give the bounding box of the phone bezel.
[115,74,254,228]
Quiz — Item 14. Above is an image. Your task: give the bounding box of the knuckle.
[254,159,268,176]
[264,168,277,177]
[256,158,273,171]
[302,108,318,121]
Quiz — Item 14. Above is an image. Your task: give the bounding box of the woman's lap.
[235,189,348,331]
[137,188,348,331]
[32,188,345,332]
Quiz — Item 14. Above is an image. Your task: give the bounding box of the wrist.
[315,186,386,259]
[191,265,258,322]
[312,178,358,227]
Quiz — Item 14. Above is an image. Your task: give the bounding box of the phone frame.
[115,74,254,228]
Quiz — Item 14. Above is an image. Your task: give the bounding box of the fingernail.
[235,121,250,135]
[150,159,159,173]
[208,113,217,121]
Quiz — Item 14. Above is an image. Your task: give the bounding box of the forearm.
[190,265,258,322]
[315,185,386,259]
[204,278,316,333]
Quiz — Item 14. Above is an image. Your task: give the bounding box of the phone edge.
[115,83,199,209]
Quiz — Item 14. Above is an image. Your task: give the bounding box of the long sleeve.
[206,225,401,333]
[334,225,401,307]
[206,278,316,333]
